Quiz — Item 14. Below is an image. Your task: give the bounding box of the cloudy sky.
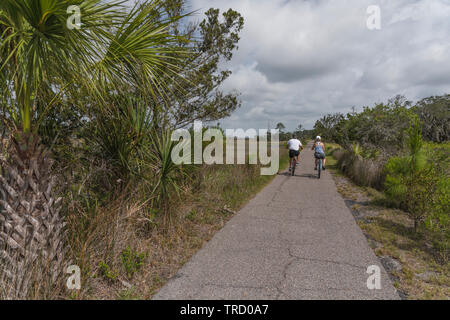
[184,0,450,131]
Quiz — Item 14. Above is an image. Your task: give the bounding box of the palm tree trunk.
[0,132,66,299]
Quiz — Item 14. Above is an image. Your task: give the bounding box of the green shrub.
[121,247,147,278]
[351,143,363,157]
[425,177,450,262]
[385,120,438,231]
[84,94,153,182]
[98,261,119,282]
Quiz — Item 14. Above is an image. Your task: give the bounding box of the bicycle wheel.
[318,159,322,179]
[291,159,296,176]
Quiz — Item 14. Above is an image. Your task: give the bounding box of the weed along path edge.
[153,143,400,300]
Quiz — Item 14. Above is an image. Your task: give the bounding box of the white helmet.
[316,136,321,141]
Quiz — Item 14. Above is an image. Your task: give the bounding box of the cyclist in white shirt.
[287,134,303,172]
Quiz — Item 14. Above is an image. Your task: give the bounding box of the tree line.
[312,94,449,154]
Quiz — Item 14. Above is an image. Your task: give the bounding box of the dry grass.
[359,209,450,300]
[63,147,289,300]
[329,157,449,300]
[332,148,385,189]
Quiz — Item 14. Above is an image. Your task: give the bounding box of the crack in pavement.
[201,282,272,291]
[274,246,296,299]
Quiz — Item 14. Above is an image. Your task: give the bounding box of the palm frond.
[0,0,193,132]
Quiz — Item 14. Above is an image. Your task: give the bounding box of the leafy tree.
[313,113,345,143]
[413,95,450,143]
[314,95,418,153]
[157,4,244,128]
[345,98,416,152]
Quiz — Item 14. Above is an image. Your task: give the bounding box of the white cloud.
[188,0,450,130]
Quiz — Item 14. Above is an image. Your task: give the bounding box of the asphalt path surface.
[154,142,400,300]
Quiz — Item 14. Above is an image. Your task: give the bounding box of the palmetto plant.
[0,0,190,298]
[351,142,362,158]
[85,93,154,180]
[147,129,186,225]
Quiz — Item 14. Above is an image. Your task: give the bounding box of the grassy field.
[326,144,449,300]
[67,145,289,300]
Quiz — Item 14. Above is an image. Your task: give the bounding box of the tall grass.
[332,148,385,189]
[58,144,289,299]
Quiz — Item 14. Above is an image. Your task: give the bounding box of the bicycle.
[317,157,322,179]
[290,148,302,176]
[314,151,325,179]
[291,157,297,176]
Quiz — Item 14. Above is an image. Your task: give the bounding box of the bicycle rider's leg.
[323,157,326,169]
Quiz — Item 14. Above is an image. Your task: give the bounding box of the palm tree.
[0,0,190,298]
[275,122,285,132]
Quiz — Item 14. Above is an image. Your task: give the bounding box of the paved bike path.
[153,143,400,300]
